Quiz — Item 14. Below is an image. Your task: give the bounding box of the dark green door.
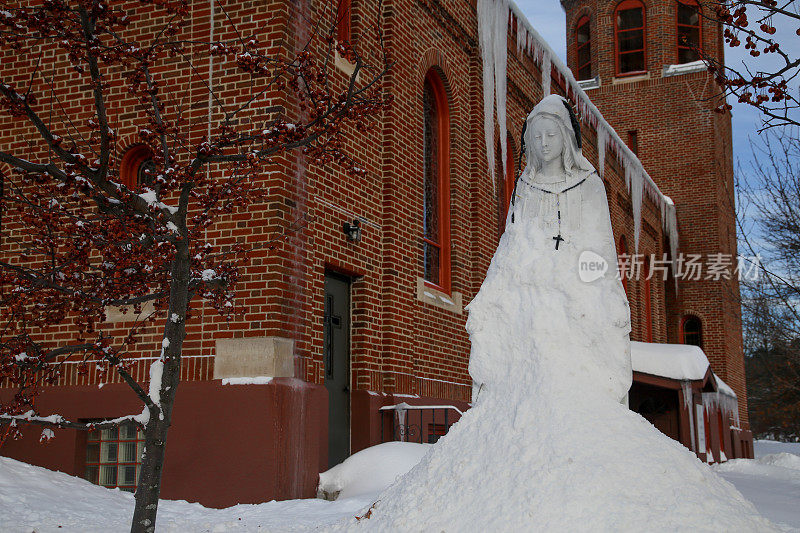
[324,272,351,468]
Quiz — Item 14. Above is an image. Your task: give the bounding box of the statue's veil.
[522,95,594,179]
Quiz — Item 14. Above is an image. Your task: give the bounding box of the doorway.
[324,272,351,468]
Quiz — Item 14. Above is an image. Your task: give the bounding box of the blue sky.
[513,1,800,173]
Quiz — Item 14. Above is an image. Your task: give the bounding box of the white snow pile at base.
[631,341,709,381]
[755,440,800,459]
[318,442,430,501]
[0,456,367,532]
[755,453,800,471]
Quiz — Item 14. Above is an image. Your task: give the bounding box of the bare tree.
[737,127,800,438]
[0,0,391,531]
[697,0,800,130]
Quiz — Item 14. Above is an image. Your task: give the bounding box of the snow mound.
[329,388,777,532]
[757,453,800,471]
[318,442,431,501]
[755,440,800,459]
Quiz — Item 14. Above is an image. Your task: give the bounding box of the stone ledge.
[611,72,650,85]
[214,336,294,380]
[416,278,463,314]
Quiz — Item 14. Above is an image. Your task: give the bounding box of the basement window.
[84,421,144,492]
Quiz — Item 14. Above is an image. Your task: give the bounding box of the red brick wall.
[0,0,684,425]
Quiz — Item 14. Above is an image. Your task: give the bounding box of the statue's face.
[531,116,564,166]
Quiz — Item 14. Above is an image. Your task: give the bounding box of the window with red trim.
[422,70,451,291]
[85,422,144,492]
[644,256,653,341]
[681,315,702,347]
[615,0,646,75]
[120,145,154,189]
[618,235,629,294]
[497,133,515,234]
[576,16,592,81]
[677,0,701,64]
[336,0,352,43]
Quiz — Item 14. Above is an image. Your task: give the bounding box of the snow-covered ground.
[712,441,800,531]
[0,440,798,532]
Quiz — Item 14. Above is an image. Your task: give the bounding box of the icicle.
[597,125,607,180]
[541,50,551,97]
[477,0,498,190]
[493,0,509,180]
[515,16,526,57]
[681,381,696,452]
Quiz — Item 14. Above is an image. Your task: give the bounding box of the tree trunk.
[131,238,191,533]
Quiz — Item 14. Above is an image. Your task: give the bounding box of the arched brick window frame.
[618,234,629,295]
[644,255,653,341]
[497,132,515,234]
[680,314,703,347]
[119,145,154,189]
[336,0,352,43]
[422,68,451,293]
[575,15,592,80]
[677,0,702,64]
[614,0,646,76]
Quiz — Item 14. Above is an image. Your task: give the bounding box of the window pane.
[120,441,138,462]
[120,423,138,440]
[678,48,700,64]
[85,466,98,484]
[86,443,100,463]
[578,64,592,81]
[423,83,440,244]
[617,8,643,30]
[101,442,118,463]
[678,3,699,26]
[678,26,699,46]
[577,22,590,44]
[424,242,440,285]
[619,51,645,73]
[619,30,644,53]
[101,427,118,440]
[99,465,117,486]
[578,44,591,77]
[120,465,137,486]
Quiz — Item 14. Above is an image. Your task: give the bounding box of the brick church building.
[1,0,752,507]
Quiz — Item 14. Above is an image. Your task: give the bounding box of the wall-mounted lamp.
[343,219,361,242]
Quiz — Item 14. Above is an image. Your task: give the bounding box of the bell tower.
[561,0,748,426]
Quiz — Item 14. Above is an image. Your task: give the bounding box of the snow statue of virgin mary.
[466,94,632,403]
[333,96,775,532]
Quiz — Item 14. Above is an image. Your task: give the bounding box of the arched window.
[497,133,515,234]
[615,0,646,76]
[677,0,701,64]
[422,69,451,292]
[576,16,592,80]
[119,145,154,189]
[681,315,702,347]
[618,235,629,294]
[644,255,653,342]
[336,0,352,43]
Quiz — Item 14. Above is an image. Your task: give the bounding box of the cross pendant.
[553,234,564,250]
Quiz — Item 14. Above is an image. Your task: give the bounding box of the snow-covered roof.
[478,0,679,260]
[714,374,737,398]
[630,341,710,381]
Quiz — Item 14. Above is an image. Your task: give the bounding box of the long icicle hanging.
[478,0,498,192]
[493,0,509,181]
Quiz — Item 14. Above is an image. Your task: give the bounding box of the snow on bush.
[318,442,430,501]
